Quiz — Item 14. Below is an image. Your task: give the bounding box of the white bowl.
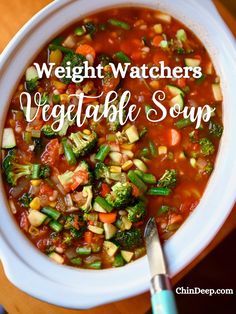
[0,0,236,309]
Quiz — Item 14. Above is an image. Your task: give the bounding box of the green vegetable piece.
[113,254,125,267]
[158,169,177,188]
[95,144,110,162]
[147,187,171,196]
[76,247,91,255]
[74,26,86,36]
[88,260,102,269]
[149,141,157,157]
[62,138,77,166]
[70,257,82,266]
[19,193,32,208]
[49,220,63,232]
[174,118,192,129]
[199,138,215,156]
[108,18,130,30]
[115,228,143,250]
[128,170,147,193]
[127,200,146,222]
[209,121,223,138]
[42,125,56,138]
[106,182,133,208]
[158,205,170,215]
[115,51,131,63]
[31,164,41,179]
[41,206,61,220]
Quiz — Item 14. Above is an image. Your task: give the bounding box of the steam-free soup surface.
[2,7,223,269]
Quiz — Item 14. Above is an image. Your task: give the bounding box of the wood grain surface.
[0,1,235,313]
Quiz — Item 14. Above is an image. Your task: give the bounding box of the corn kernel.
[149,80,160,90]
[18,84,24,92]
[158,146,167,155]
[154,24,163,34]
[49,49,63,65]
[122,160,133,171]
[110,166,122,173]
[30,197,41,211]
[30,179,42,186]
[60,94,69,103]
[49,201,57,207]
[83,129,91,135]
[120,143,135,150]
[53,80,67,91]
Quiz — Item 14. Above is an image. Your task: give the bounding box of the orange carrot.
[98,212,117,224]
[76,44,96,58]
[168,128,181,146]
[84,231,93,244]
[152,35,163,47]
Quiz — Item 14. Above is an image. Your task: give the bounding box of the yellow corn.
[83,129,91,135]
[30,179,42,186]
[53,80,67,91]
[110,166,122,173]
[120,143,135,151]
[154,24,163,34]
[122,160,133,171]
[49,49,63,65]
[30,197,41,211]
[149,80,160,90]
[18,84,24,92]
[49,201,57,208]
[158,146,167,155]
[60,94,69,103]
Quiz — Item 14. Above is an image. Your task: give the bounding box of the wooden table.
[0,1,235,313]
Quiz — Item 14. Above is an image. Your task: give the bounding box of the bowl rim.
[0,0,236,309]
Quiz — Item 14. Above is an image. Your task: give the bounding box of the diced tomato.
[100,183,110,197]
[152,35,163,47]
[41,139,60,166]
[131,183,140,197]
[39,182,54,196]
[70,170,89,191]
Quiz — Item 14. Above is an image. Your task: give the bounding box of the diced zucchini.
[184,58,201,67]
[155,13,171,23]
[169,94,184,110]
[109,152,122,164]
[88,225,104,235]
[212,84,223,101]
[190,158,197,168]
[206,62,213,75]
[22,107,38,120]
[133,159,148,172]
[121,250,134,263]
[104,223,117,240]
[166,84,184,96]
[176,29,187,42]
[28,210,47,227]
[125,125,139,143]
[103,241,118,257]
[25,66,39,81]
[2,128,16,149]
[48,252,64,264]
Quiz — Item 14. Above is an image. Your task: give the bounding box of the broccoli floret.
[199,138,215,156]
[70,226,87,239]
[106,182,132,208]
[19,192,32,208]
[75,161,93,185]
[69,130,97,158]
[85,22,97,36]
[115,228,143,250]
[26,77,38,92]
[94,162,111,183]
[107,102,126,132]
[127,200,146,222]
[61,52,86,84]
[80,186,93,212]
[204,162,214,174]
[42,125,56,138]
[98,53,112,67]
[40,92,49,104]
[2,149,32,186]
[40,165,51,178]
[209,121,223,138]
[58,117,75,137]
[158,169,177,188]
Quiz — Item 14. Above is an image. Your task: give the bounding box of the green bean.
[62,138,77,166]
[134,170,157,184]
[139,127,148,138]
[48,44,73,54]
[174,118,192,129]
[108,18,130,30]
[140,147,149,157]
[41,206,61,220]
[70,257,82,266]
[149,141,157,157]
[115,51,131,63]
[147,187,171,196]
[95,144,110,162]
[88,260,102,269]
[74,26,86,36]
[31,164,40,179]
[49,220,63,232]
[76,247,91,255]
[128,170,147,192]
[94,196,113,213]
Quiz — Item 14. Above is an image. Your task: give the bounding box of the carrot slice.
[168,128,181,146]
[76,44,96,58]
[100,183,111,197]
[98,212,117,224]
[84,231,93,244]
[152,35,163,47]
